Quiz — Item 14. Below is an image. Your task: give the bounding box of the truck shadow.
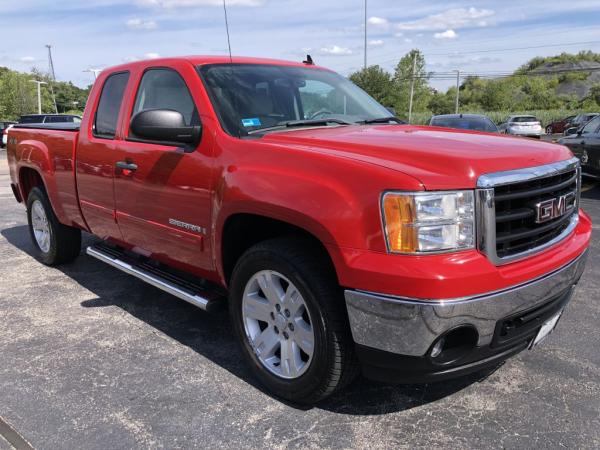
[2,225,493,415]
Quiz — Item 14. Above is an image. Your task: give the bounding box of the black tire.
[27,186,81,265]
[229,237,358,404]
[546,126,553,134]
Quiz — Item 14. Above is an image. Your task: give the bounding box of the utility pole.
[29,80,47,114]
[454,69,460,114]
[364,0,367,70]
[46,44,58,113]
[408,52,417,124]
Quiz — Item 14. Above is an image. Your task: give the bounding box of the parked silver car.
[498,115,543,138]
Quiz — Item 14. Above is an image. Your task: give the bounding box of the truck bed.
[13,122,80,132]
[7,126,86,229]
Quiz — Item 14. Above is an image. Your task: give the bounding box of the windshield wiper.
[357,116,406,125]
[247,118,352,135]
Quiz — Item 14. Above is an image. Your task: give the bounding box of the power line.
[424,40,600,57]
[340,39,600,74]
[391,66,600,84]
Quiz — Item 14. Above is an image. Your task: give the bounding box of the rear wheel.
[546,126,553,134]
[229,238,358,404]
[27,187,81,265]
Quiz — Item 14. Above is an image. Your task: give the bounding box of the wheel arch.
[18,166,47,202]
[219,211,339,287]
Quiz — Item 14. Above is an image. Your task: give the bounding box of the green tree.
[0,67,39,119]
[392,49,431,117]
[428,89,455,115]
[348,65,395,107]
[587,84,600,107]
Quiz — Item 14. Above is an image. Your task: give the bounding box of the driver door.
[113,63,215,274]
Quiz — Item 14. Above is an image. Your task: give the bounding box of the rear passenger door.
[113,64,215,274]
[76,71,130,241]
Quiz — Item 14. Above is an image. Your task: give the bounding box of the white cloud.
[434,29,457,39]
[126,18,158,30]
[320,45,353,56]
[368,39,384,47]
[137,0,263,7]
[145,52,161,59]
[20,56,36,62]
[396,7,494,31]
[367,16,388,27]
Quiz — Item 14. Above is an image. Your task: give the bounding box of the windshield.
[430,116,497,132]
[198,64,392,136]
[511,116,538,123]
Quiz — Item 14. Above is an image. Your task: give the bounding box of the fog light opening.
[430,337,445,358]
[429,326,478,365]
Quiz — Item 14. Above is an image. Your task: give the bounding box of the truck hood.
[262,125,573,189]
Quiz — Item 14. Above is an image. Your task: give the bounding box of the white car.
[499,115,543,138]
[1,124,14,148]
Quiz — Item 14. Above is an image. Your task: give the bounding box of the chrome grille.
[477,158,580,265]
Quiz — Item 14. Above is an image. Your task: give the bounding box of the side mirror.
[130,109,201,151]
[564,127,579,136]
[386,107,397,117]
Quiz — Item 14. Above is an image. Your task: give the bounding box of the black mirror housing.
[564,127,578,136]
[130,109,201,150]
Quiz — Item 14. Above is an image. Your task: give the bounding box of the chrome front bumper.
[344,251,588,357]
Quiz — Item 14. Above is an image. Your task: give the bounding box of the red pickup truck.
[6,56,591,404]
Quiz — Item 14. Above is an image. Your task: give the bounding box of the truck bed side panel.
[8,128,87,230]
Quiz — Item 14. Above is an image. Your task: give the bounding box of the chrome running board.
[86,244,224,312]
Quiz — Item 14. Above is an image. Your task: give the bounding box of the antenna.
[222,0,233,63]
[364,0,367,69]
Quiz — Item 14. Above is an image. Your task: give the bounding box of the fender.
[211,155,423,282]
[15,139,59,213]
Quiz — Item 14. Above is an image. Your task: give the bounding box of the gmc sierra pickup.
[6,56,591,404]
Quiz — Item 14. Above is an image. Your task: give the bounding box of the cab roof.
[105,55,327,74]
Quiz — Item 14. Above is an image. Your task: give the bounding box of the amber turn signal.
[382,194,418,253]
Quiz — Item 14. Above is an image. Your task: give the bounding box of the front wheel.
[229,238,358,404]
[27,186,81,265]
[546,126,553,134]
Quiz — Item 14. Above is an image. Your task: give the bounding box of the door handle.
[115,161,138,171]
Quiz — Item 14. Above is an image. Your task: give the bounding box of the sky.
[2,0,600,90]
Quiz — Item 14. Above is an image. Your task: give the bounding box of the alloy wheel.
[31,200,51,253]
[242,270,315,379]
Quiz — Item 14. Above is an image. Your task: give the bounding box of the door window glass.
[94,72,130,138]
[132,69,198,127]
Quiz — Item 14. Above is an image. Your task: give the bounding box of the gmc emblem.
[534,192,576,223]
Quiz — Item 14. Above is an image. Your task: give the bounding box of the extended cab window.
[131,68,199,130]
[94,72,130,139]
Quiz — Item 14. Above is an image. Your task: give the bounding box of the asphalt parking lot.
[0,149,599,449]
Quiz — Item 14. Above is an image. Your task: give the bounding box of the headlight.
[382,191,475,253]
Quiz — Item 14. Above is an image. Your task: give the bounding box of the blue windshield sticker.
[242,118,261,127]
